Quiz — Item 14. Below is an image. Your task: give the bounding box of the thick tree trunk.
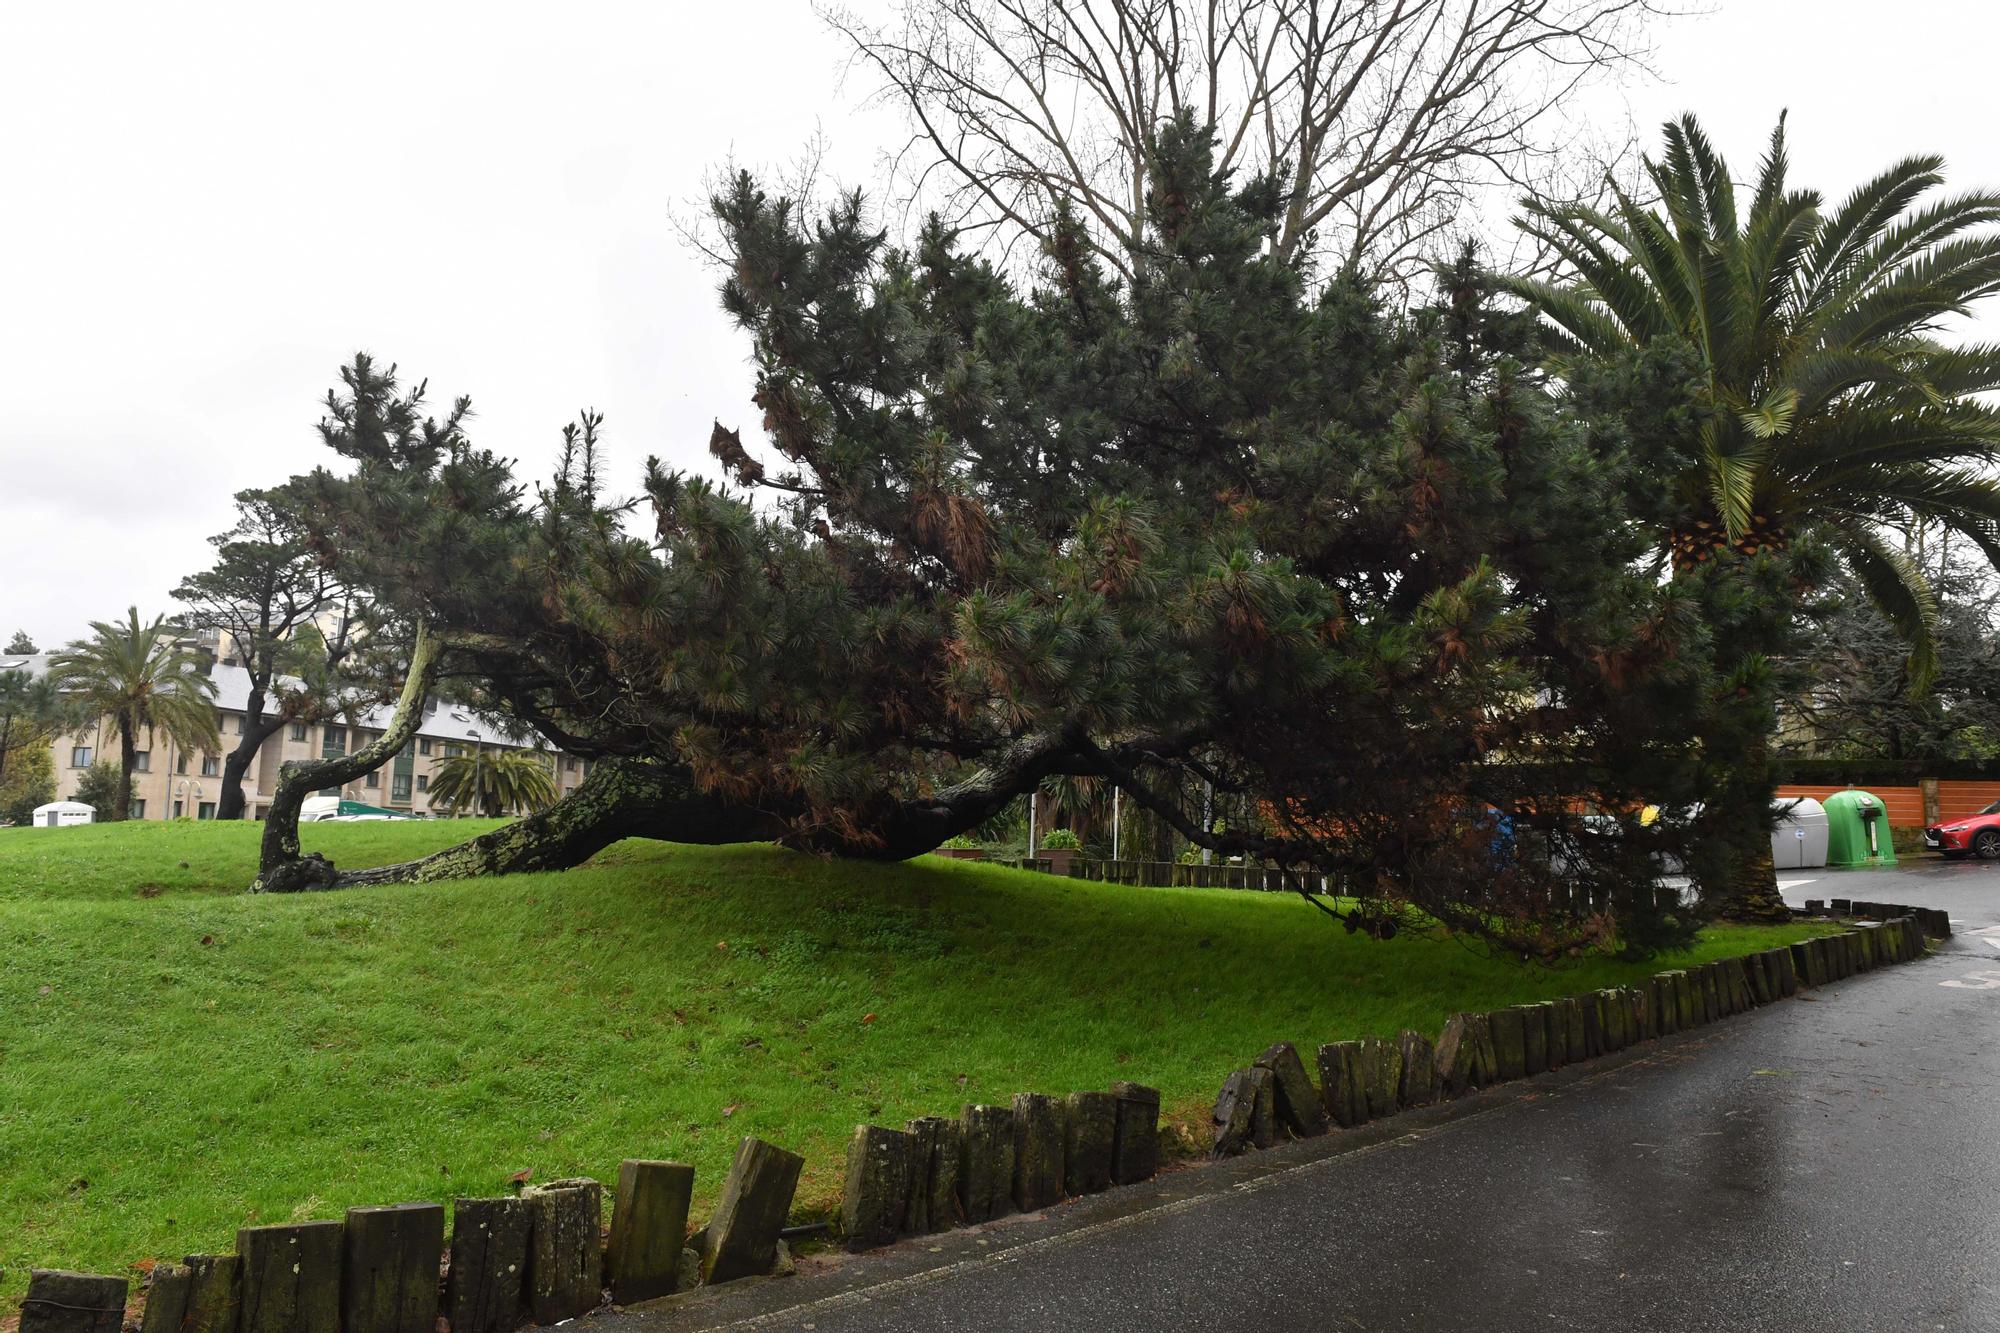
[328,758,788,887]
[1687,738,1792,924]
[218,683,282,821]
[253,728,1088,892]
[113,718,136,822]
[255,625,441,890]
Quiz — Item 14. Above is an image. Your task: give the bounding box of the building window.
[132,750,151,773]
[176,752,189,774]
[290,722,307,741]
[171,800,183,819]
[392,773,412,801]
[323,725,347,757]
[365,770,379,789]
[129,799,146,819]
[197,801,217,820]
[444,742,465,758]
[416,775,429,793]
[564,756,578,773]
[201,755,220,777]
[69,745,92,767]
[419,737,432,755]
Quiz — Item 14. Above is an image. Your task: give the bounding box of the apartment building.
[2,651,589,820]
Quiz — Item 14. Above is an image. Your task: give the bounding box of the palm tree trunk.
[114,716,137,822]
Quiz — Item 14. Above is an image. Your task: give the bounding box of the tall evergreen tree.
[172,488,360,819]
[254,120,1710,955]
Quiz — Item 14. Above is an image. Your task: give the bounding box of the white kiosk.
[30,800,96,828]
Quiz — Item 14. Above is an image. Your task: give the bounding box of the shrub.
[941,833,981,850]
[1040,827,1082,850]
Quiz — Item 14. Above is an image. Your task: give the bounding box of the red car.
[1924,799,2000,858]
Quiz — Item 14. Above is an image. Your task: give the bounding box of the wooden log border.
[13,908,1943,1328]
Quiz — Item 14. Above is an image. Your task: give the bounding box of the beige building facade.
[4,650,588,820]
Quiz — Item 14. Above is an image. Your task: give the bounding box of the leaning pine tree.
[255,118,1715,957]
[1500,114,2000,919]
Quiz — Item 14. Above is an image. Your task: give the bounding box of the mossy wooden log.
[139,1263,192,1333]
[1746,952,1773,1005]
[1315,1040,1366,1124]
[1488,1009,1528,1080]
[701,1139,804,1285]
[181,1254,241,1333]
[1108,1082,1161,1186]
[1012,1093,1067,1210]
[1062,1092,1117,1195]
[1254,1041,1328,1137]
[526,1178,603,1323]
[1576,994,1603,1056]
[1211,1068,1262,1157]
[1359,1036,1404,1117]
[1397,1029,1439,1106]
[343,1203,444,1333]
[608,1160,695,1303]
[447,1197,529,1333]
[1537,1002,1566,1071]
[1434,1015,1495,1097]
[1795,939,1822,988]
[904,1115,964,1233]
[20,1271,127,1333]
[958,1104,1016,1222]
[238,1220,344,1333]
[1650,976,1677,1036]
[1700,965,1723,1021]
[1516,1005,1548,1075]
[1773,946,1800,996]
[842,1126,917,1251]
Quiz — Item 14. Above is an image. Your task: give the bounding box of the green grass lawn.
[0,821,1824,1302]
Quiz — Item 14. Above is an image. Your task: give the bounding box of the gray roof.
[0,654,544,750]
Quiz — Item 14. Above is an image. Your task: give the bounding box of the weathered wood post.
[904,1115,964,1233]
[20,1271,127,1333]
[841,1126,917,1251]
[447,1196,530,1333]
[701,1138,805,1284]
[525,1179,604,1324]
[1315,1040,1366,1125]
[1062,1091,1118,1194]
[1254,1041,1328,1137]
[139,1263,193,1333]
[1013,1092,1068,1209]
[958,1104,1017,1222]
[343,1203,445,1333]
[1108,1082,1161,1185]
[607,1160,696,1303]
[239,1220,344,1333]
[181,1253,241,1333]
[1397,1029,1439,1105]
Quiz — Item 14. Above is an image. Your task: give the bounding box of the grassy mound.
[0,821,1820,1300]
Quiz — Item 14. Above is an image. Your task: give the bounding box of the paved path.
[596,862,2000,1332]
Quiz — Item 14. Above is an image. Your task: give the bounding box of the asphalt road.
[595,859,2000,1333]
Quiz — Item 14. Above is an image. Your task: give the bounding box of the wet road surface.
[595,861,2000,1332]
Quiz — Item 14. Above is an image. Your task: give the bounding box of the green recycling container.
[1823,789,1898,867]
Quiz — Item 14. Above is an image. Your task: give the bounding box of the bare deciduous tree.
[824,0,1667,283]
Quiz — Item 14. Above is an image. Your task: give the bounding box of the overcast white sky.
[2,1,1994,647]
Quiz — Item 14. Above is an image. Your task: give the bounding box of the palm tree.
[428,748,559,817]
[1503,113,2000,679]
[1501,114,2000,918]
[50,608,220,821]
